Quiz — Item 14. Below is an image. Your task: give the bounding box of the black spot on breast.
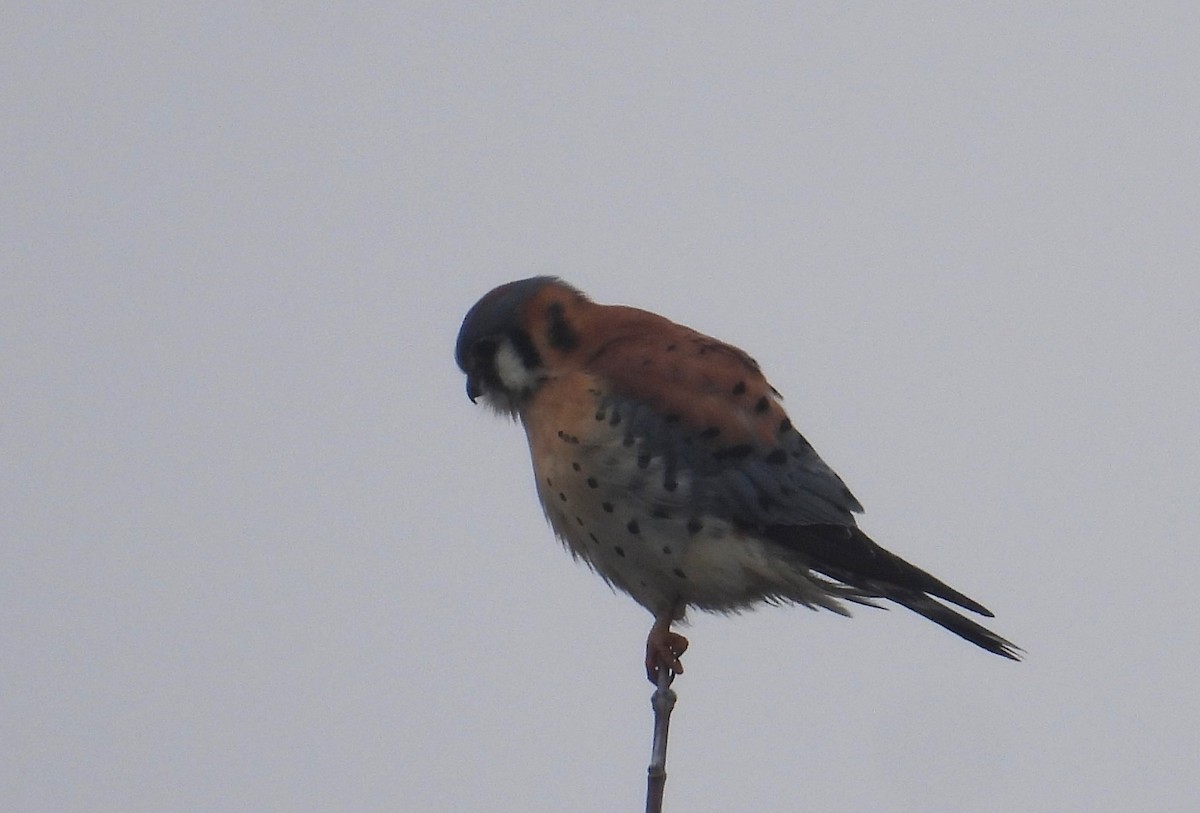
[546,302,580,351]
[636,451,651,469]
[586,477,599,488]
[589,533,600,544]
[661,545,672,555]
[558,492,566,502]
[713,444,753,461]
[673,568,687,579]
[766,448,787,465]
[663,478,678,492]
[732,381,747,396]
[666,343,677,352]
[572,462,581,471]
[778,417,792,434]
[545,477,553,487]
[687,518,704,535]
[602,502,614,513]
[609,412,622,427]
[595,410,606,421]
[626,519,641,534]
[614,546,626,557]
[754,396,770,413]
[575,516,583,526]
[622,437,635,448]
[651,507,670,519]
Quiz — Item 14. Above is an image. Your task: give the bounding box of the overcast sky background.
[4,4,1198,812]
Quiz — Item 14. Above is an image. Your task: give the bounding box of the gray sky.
[4,4,1198,811]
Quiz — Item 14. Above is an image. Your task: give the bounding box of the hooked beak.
[465,373,481,404]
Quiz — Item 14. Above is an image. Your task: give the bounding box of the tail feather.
[886,590,1022,660]
[765,523,1021,660]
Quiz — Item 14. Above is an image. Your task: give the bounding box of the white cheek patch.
[494,339,542,393]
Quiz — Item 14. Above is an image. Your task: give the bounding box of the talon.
[646,631,688,679]
[645,606,689,683]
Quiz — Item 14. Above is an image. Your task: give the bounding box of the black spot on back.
[713,444,754,461]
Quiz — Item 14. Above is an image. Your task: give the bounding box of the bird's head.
[455,276,587,416]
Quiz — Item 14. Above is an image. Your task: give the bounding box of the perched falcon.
[455,277,1019,681]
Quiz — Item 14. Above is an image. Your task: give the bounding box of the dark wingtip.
[770,524,997,616]
[764,523,1020,659]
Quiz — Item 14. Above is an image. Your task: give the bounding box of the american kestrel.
[456,277,1019,681]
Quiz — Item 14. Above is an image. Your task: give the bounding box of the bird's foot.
[645,626,689,684]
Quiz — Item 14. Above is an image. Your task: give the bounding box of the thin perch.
[645,667,678,813]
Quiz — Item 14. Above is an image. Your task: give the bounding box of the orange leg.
[645,602,688,683]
